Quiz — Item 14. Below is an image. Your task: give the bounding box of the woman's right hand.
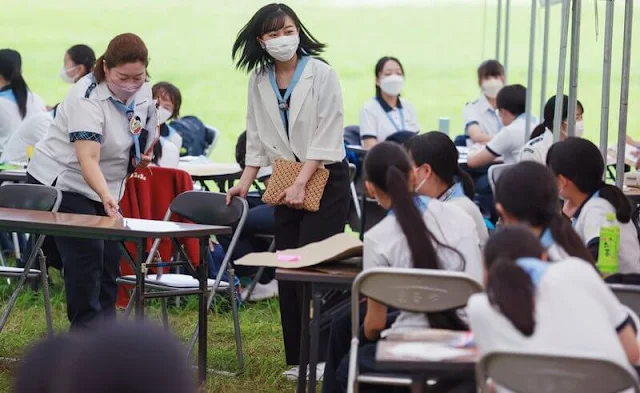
[226,183,250,205]
[101,193,122,218]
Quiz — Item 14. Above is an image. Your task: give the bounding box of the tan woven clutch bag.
[262,159,329,212]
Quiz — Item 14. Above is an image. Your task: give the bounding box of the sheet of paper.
[235,233,362,268]
[608,144,639,167]
[386,342,474,361]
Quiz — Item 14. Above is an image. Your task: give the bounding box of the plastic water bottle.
[598,213,620,274]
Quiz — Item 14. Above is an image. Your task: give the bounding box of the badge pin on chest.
[129,115,143,135]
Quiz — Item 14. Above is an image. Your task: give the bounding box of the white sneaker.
[282,362,325,381]
[242,279,279,302]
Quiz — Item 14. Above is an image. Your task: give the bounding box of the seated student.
[360,56,420,149]
[494,160,595,263]
[462,60,505,145]
[0,49,45,155]
[331,142,482,393]
[467,84,529,168]
[0,105,55,163]
[149,82,183,168]
[547,138,640,273]
[407,131,489,246]
[520,95,584,164]
[60,44,96,84]
[468,226,640,392]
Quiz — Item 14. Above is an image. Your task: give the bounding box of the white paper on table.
[387,342,474,361]
[608,144,639,167]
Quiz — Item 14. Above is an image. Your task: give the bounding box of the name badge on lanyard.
[109,97,143,164]
[268,55,310,132]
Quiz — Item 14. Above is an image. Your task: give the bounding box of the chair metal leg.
[351,183,361,221]
[229,268,244,371]
[122,288,136,320]
[244,239,275,302]
[161,298,170,330]
[0,261,32,333]
[38,250,54,337]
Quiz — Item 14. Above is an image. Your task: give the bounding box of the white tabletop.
[178,158,241,178]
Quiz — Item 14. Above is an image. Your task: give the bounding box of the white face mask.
[264,34,300,62]
[379,74,404,96]
[157,106,173,125]
[481,78,504,99]
[60,66,78,84]
[574,120,584,137]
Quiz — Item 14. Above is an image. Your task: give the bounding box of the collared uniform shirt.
[1,110,53,163]
[245,57,345,168]
[28,74,156,202]
[359,96,420,143]
[0,89,45,155]
[519,129,553,164]
[364,199,482,333]
[468,258,636,393]
[462,94,502,138]
[572,196,640,274]
[486,115,535,164]
[156,138,179,168]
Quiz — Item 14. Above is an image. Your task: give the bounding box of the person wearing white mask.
[521,95,585,164]
[150,82,182,168]
[27,33,156,330]
[359,56,420,149]
[60,44,96,84]
[462,60,505,144]
[229,3,350,370]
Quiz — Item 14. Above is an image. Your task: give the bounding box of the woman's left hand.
[279,183,305,209]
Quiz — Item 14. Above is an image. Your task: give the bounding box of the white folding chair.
[347,267,483,393]
[117,191,248,373]
[488,163,515,195]
[0,184,62,337]
[477,352,640,393]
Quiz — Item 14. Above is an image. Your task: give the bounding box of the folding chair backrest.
[170,191,247,227]
[488,163,514,195]
[0,184,61,212]
[477,352,640,393]
[343,125,361,146]
[204,125,218,157]
[609,284,640,317]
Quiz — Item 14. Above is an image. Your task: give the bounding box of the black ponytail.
[484,226,543,336]
[547,138,632,223]
[532,95,584,141]
[0,49,28,119]
[365,142,467,329]
[406,132,475,199]
[495,161,594,264]
[529,124,546,140]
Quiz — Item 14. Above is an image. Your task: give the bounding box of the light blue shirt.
[463,94,502,137]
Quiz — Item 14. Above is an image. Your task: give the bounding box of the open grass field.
[1,0,639,391]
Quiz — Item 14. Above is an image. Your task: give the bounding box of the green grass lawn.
[2,0,640,391]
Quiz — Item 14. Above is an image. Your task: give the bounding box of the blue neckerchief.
[268,55,310,132]
[439,182,465,202]
[0,89,16,104]
[388,195,430,217]
[384,106,405,132]
[516,257,549,287]
[571,190,600,227]
[108,97,140,164]
[539,227,555,249]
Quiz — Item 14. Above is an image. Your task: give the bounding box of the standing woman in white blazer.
[229,3,351,366]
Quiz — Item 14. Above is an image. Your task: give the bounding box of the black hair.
[547,138,632,223]
[67,44,96,76]
[374,56,404,97]
[152,81,182,118]
[365,142,467,330]
[484,226,544,336]
[406,132,475,199]
[0,49,28,119]
[236,131,247,168]
[495,161,595,264]
[477,59,505,82]
[530,95,585,140]
[232,3,326,73]
[496,84,526,117]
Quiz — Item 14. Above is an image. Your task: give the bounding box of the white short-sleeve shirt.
[28,74,156,202]
[519,129,554,164]
[572,196,640,274]
[486,115,532,164]
[0,110,53,163]
[364,198,482,332]
[462,94,502,138]
[467,257,636,392]
[359,97,419,143]
[0,90,46,155]
[156,138,179,168]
